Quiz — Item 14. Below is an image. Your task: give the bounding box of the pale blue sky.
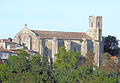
[0,0,120,41]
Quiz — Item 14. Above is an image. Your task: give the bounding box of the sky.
[0,0,120,42]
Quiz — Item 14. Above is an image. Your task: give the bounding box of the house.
[111,56,119,64]
[0,39,17,50]
[0,47,18,63]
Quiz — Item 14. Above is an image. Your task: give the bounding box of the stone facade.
[14,16,104,67]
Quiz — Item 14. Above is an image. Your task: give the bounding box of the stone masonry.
[14,16,104,67]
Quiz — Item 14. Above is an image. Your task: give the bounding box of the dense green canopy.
[0,47,120,83]
[104,35,119,56]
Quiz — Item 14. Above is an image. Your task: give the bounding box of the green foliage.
[54,46,81,70]
[85,52,94,67]
[104,35,119,56]
[101,53,120,75]
[101,53,113,74]
[79,39,83,43]
[0,47,119,83]
[17,49,30,57]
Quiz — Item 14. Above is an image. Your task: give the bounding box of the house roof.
[31,30,93,40]
[0,39,16,44]
[0,47,18,53]
[111,56,118,60]
[0,47,11,53]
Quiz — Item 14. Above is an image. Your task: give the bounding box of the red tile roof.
[111,56,118,60]
[31,30,93,40]
[11,50,19,54]
[0,39,7,42]
[0,47,18,53]
[0,39,16,44]
[0,48,11,52]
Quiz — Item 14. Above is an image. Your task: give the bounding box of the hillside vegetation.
[0,47,120,83]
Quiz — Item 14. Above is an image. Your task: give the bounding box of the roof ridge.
[32,30,85,33]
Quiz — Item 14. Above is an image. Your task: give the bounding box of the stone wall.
[52,37,58,62]
[71,40,81,53]
[14,28,38,52]
[87,40,93,53]
[81,39,88,56]
[64,40,71,51]
[45,39,52,58]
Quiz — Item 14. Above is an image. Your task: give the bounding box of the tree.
[53,46,83,82]
[17,49,30,57]
[53,46,96,83]
[85,52,94,68]
[101,53,113,74]
[54,46,81,70]
[0,49,32,82]
[104,35,119,56]
[112,62,120,75]
[0,47,120,83]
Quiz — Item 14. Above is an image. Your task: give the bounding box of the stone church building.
[14,16,104,67]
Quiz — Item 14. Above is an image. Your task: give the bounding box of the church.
[14,16,104,67]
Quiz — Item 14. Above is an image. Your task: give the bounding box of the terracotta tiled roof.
[0,39,16,44]
[0,39,8,42]
[11,50,19,54]
[5,41,16,44]
[111,56,118,60]
[31,30,93,40]
[0,47,11,52]
[0,47,18,53]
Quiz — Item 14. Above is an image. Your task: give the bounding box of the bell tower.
[89,16,102,41]
[87,16,103,68]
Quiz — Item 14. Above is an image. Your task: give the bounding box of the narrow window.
[74,47,76,52]
[30,36,32,50]
[98,22,100,27]
[91,22,93,27]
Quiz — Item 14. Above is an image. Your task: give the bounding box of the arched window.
[18,36,21,44]
[23,36,27,46]
[29,36,32,50]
